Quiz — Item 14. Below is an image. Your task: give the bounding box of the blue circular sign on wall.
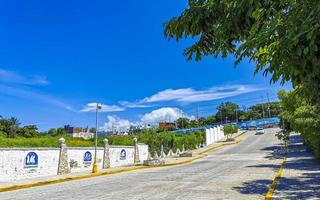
[83,151,92,163]
[25,152,38,168]
[120,149,126,160]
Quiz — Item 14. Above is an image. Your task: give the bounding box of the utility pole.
[235,109,238,123]
[196,104,199,121]
[261,96,265,119]
[267,93,271,118]
[92,103,101,173]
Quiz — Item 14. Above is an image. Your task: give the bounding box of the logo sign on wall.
[120,149,126,160]
[83,151,92,163]
[25,152,38,168]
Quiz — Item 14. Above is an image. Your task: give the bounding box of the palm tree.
[8,117,20,127]
[7,117,20,138]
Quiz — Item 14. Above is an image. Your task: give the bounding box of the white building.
[68,131,94,140]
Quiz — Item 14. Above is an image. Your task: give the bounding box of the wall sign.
[120,149,126,160]
[83,151,92,163]
[25,152,38,168]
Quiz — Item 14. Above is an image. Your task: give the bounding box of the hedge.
[0,131,205,153]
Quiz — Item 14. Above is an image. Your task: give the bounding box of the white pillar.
[219,125,224,140]
[205,129,210,146]
[212,127,215,142]
[210,128,216,144]
[213,127,219,142]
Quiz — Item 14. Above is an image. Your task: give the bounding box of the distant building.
[159,122,176,131]
[130,124,151,133]
[64,125,94,139]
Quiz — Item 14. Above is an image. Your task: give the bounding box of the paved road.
[0,128,282,200]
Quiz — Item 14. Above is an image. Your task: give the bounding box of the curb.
[0,132,247,193]
[0,166,146,193]
[265,157,287,200]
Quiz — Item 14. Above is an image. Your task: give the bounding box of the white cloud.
[142,85,261,103]
[100,116,135,132]
[120,85,262,108]
[140,107,193,125]
[0,68,49,85]
[80,102,125,112]
[144,88,195,103]
[99,107,194,131]
[119,101,152,108]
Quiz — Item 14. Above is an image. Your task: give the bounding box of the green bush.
[107,135,134,146]
[223,125,238,139]
[137,130,205,155]
[0,135,99,148]
[0,131,205,153]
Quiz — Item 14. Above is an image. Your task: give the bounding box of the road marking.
[265,157,287,200]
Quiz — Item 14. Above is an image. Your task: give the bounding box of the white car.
[256,127,265,134]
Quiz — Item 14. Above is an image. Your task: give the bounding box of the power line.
[261,96,265,119]
[182,95,279,113]
[183,96,278,115]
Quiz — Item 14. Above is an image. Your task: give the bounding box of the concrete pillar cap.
[59,138,65,144]
[103,138,109,144]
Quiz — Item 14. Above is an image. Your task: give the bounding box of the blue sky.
[0,1,291,131]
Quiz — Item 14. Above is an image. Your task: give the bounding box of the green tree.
[176,117,190,129]
[198,117,207,126]
[89,128,96,133]
[57,128,68,136]
[165,1,320,103]
[215,102,240,122]
[223,125,238,140]
[278,89,320,158]
[48,128,58,136]
[6,117,20,138]
[19,125,38,138]
[0,116,6,137]
[48,127,68,136]
[205,115,216,125]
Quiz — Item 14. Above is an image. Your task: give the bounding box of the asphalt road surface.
[0,128,283,200]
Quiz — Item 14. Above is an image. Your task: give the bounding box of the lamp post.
[92,103,102,173]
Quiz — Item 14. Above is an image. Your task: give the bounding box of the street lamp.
[92,103,102,173]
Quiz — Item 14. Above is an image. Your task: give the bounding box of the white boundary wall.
[0,148,60,182]
[205,126,224,146]
[0,144,148,182]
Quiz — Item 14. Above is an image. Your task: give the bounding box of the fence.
[0,138,148,182]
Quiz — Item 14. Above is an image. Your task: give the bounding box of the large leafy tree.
[215,102,240,122]
[176,117,190,129]
[19,125,38,138]
[278,89,320,157]
[0,116,40,138]
[248,102,281,119]
[165,0,320,102]
[5,117,20,138]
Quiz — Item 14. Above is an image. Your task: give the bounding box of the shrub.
[0,130,205,153]
[223,125,238,139]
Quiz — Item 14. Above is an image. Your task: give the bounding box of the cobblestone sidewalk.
[273,133,320,199]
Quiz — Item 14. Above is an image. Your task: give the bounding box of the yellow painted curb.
[0,166,150,193]
[265,158,287,200]
[0,132,248,193]
[234,131,248,139]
